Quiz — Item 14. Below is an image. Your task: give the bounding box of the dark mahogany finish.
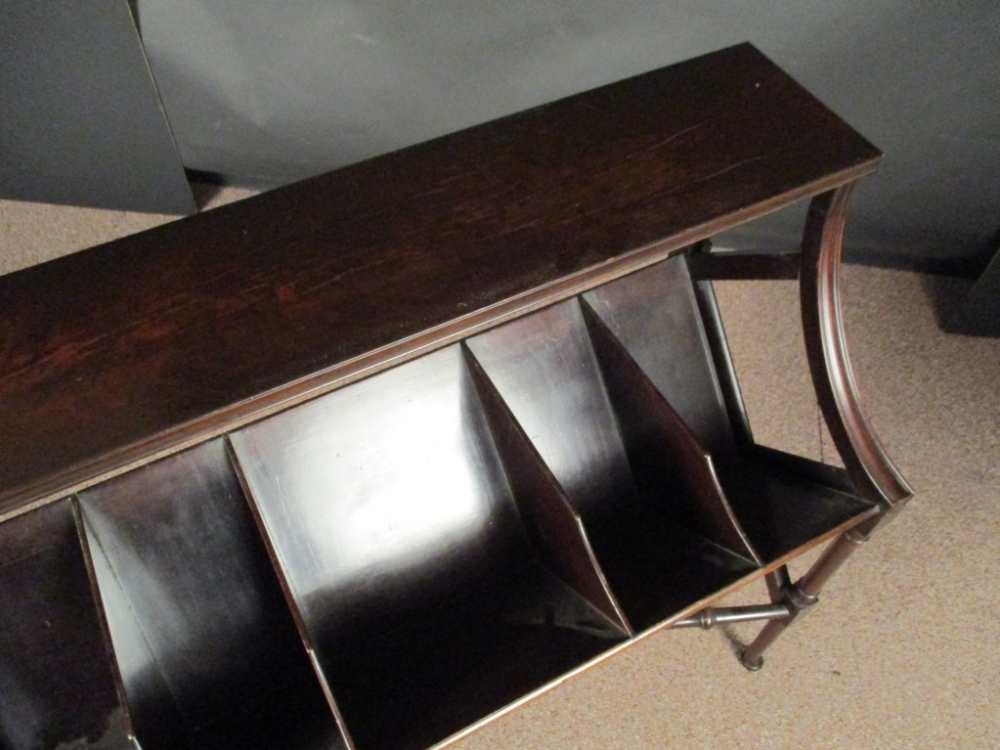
[580,299,759,564]
[464,345,632,633]
[0,42,910,749]
[229,345,624,750]
[465,300,758,630]
[0,43,880,513]
[77,440,344,750]
[583,256,878,564]
[0,500,134,750]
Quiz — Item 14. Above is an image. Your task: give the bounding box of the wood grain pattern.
[0,43,881,513]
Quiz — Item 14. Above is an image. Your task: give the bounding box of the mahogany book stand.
[0,44,911,750]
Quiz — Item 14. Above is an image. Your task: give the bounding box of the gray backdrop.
[136,1,999,273]
[0,0,194,214]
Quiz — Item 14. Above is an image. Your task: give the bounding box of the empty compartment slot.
[583,254,739,458]
[712,444,879,562]
[78,439,342,750]
[466,299,758,631]
[584,254,876,562]
[0,499,136,750]
[230,345,626,750]
[463,345,633,635]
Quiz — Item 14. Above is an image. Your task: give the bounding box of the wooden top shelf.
[0,43,880,514]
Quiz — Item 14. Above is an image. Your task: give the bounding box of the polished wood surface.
[579,256,879,563]
[78,440,343,750]
[583,254,739,458]
[580,299,760,565]
[464,345,633,634]
[229,345,623,750]
[0,43,909,749]
[465,299,757,630]
[0,43,881,512]
[0,499,135,749]
[799,188,913,524]
[716,451,877,563]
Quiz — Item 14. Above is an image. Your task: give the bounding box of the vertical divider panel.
[77,439,347,750]
[0,499,136,750]
[228,344,626,750]
[584,255,877,564]
[582,254,742,459]
[465,299,758,630]
[579,298,762,567]
[461,344,633,636]
[224,437,359,750]
[74,500,182,750]
[689,276,756,450]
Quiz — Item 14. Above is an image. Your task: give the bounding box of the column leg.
[739,184,914,669]
[740,529,867,670]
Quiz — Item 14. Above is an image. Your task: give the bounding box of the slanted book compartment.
[584,255,877,564]
[229,345,628,750]
[77,440,341,750]
[0,499,136,750]
[465,296,760,632]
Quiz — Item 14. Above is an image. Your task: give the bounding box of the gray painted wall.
[0,0,194,214]
[138,1,1000,274]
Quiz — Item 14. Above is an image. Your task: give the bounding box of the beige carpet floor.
[2,189,998,749]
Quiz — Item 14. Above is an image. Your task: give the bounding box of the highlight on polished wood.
[0,42,909,749]
[0,42,881,515]
[229,345,627,750]
[583,256,880,563]
[77,440,344,750]
[465,299,759,630]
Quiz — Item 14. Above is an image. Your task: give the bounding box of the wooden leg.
[740,185,915,669]
[740,529,866,670]
[799,185,912,515]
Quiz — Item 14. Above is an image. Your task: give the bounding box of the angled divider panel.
[584,255,877,563]
[0,499,136,750]
[582,254,740,459]
[466,300,758,631]
[688,272,756,450]
[77,439,343,750]
[76,503,184,750]
[579,298,761,566]
[229,344,623,750]
[462,344,633,636]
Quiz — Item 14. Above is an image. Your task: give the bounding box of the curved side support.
[800,185,913,523]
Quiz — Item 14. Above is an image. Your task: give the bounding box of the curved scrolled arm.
[799,185,913,522]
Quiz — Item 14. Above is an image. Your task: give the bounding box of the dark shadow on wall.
[920,274,976,331]
[185,170,226,210]
[943,238,1000,337]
